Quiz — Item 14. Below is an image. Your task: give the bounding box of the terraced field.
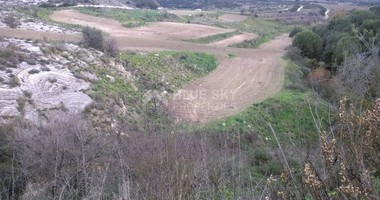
[1,9,291,122]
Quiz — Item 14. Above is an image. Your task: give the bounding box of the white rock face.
[0,9,79,34]
[0,39,92,124]
[1,37,135,125]
[0,0,48,6]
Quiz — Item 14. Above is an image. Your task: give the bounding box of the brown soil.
[168,34,290,122]
[2,9,291,123]
[50,10,233,40]
[0,27,81,42]
[219,14,248,22]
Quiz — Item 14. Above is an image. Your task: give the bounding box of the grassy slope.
[121,51,217,92]
[187,31,241,44]
[82,50,217,132]
[74,8,290,46]
[181,59,329,179]
[230,18,292,48]
[191,60,328,146]
[76,7,181,28]
[185,12,291,47]
[35,8,83,29]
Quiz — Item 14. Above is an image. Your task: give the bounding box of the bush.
[252,148,270,165]
[293,30,323,60]
[9,76,20,87]
[289,26,304,37]
[82,27,104,50]
[136,0,160,9]
[103,38,119,57]
[285,46,303,61]
[370,6,380,15]
[3,15,19,29]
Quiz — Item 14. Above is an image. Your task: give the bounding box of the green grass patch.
[76,8,181,28]
[36,8,83,30]
[87,65,138,96]
[120,51,217,93]
[187,31,241,44]
[228,53,236,58]
[36,8,54,21]
[180,14,291,47]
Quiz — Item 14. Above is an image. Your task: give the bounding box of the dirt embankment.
[3,9,291,123]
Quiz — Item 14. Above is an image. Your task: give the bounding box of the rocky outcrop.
[0,38,134,125]
[0,39,93,124]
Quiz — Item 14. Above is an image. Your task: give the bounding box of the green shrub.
[293,30,322,60]
[82,27,104,50]
[289,26,304,37]
[252,148,270,165]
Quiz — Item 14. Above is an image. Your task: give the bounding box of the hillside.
[0,2,379,200]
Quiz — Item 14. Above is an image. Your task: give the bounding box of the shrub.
[293,30,323,60]
[9,76,20,87]
[369,6,380,15]
[136,0,160,9]
[3,15,19,29]
[286,84,306,92]
[285,46,303,61]
[252,148,270,165]
[289,26,304,37]
[103,38,119,57]
[82,27,104,50]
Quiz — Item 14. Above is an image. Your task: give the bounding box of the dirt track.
[3,9,291,122]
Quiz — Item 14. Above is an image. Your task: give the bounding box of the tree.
[334,36,362,65]
[135,0,159,9]
[293,30,323,60]
[82,26,104,50]
[369,6,380,15]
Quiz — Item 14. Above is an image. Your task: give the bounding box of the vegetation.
[289,26,304,38]
[76,7,180,28]
[103,38,119,57]
[187,31,241,44]
[82,26,104,50]
[135,0,160,9]
[120,51,217,92]
[274,8,380,199]
[3,15,19,28]
[198,60,327,157]
[76,7,290,48]
[230,18,291,48]
[310,10,380,66]
[1,3,379,200]
[293,30,323,60]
